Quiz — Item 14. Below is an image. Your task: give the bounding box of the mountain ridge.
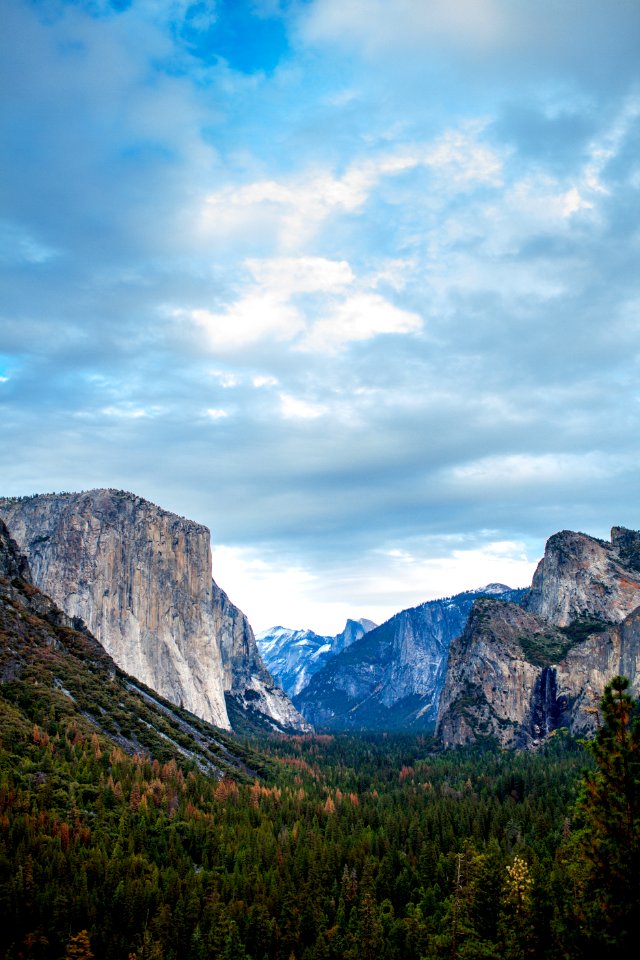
[257,617,377,697]
[294,584,527,731]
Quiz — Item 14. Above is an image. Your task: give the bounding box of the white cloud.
[206,407,229,420]
[184,256,423,354]
[210,543,330,633]
[199,129,501,249]
[301,293,423,353]
[100,405,148,419]
[252,374,279,388]
[279,393,327,420]
[584,95,640,195]
[422,126,504,190]
[246,256,354,293]
[200,153,419,248]
[184,294,304,351]
[368,259,415,291]
[210,537,537,635]
[364,539,536,608]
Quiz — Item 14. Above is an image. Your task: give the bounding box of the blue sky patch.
[180,1,290,74]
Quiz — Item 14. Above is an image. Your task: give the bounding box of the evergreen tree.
[64,930,94,960]
[566,675,640,955]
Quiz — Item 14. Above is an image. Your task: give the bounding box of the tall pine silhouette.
[568,676,640,954]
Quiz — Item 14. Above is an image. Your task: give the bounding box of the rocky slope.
[0,518,266,779]
[294,585,525,731]
[257,618,377,697]
[437,527,640,748]
[0,490,308,734]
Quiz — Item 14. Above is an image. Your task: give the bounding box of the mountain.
[523,527,640,625]
[0,490,309,735]
[0,518,266,779]
[257,617,377,697]
[294,585,526,731]
[437,527,640,748]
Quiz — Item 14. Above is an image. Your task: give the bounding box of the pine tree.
[499,856,534,960]
[566,675,640,955]
[64,930,94,960]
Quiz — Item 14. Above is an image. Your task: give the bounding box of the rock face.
[438,599,569,748]
[295,586,525,731]
[0,490,308,734]
[523,528,640,626]
[437,527,640,748]
[257,618,377,698]
[0,517,109,667]
[0,518,264,779]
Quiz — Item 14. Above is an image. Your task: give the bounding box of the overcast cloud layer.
[2,0,639,632]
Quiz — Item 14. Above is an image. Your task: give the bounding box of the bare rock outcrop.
[524,527,640,626]
[437,600,562,748]
[555,607,640,735]
[0,490,308,733]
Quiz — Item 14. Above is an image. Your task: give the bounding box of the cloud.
[450,452,613,491]
[200,156,419,248]
[278,393,327,420]
[180,256,423,354]
[185,295,304,351]
[299,293,422,353]
[300,0,640,89]
[2,0,640,634]
[213,535,538,634]
[209,369,239,387]
[247,256,354,293]
[421,126,504,189]
[252,374,278,387]
[199,129,504,250]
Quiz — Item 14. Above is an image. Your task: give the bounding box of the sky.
[1,0,640,635]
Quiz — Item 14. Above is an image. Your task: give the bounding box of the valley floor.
[4,709,633,960]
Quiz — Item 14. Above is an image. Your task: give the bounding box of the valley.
[0,495,639,957]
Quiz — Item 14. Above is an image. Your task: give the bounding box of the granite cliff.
[0,490,308,734]
[437,527,640,747]
[0,518,266,778]
[294,585,525,731]
[524,527,640,626]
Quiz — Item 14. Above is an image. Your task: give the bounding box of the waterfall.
[531,666,558,739]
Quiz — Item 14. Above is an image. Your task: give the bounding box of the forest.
[1,677,638,960]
